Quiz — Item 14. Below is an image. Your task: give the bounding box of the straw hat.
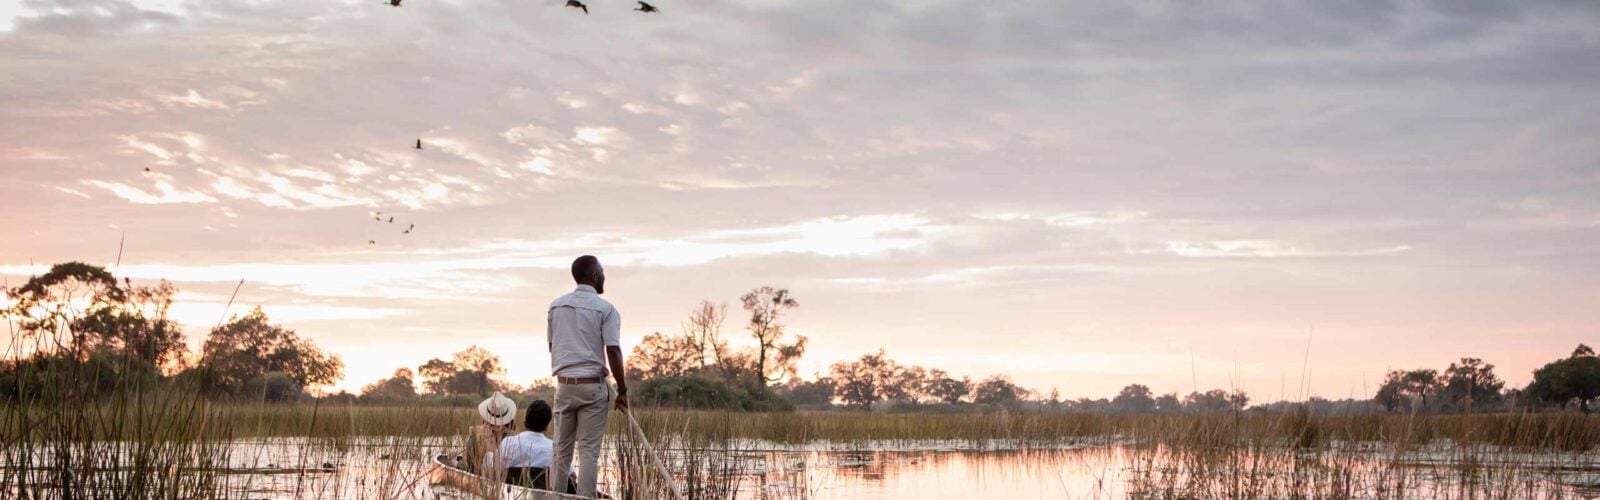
[477,392,517,426]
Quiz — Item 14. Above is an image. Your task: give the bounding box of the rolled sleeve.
[602,307,621,347]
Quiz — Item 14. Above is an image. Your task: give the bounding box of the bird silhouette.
[368,240,376,245]
[415,139,422,149]
[143,167,151,172]
[566,0,587,14]
[635,1,657,12]
[388,0,401,6]
[387,216,395,223]
[403,224,415,234]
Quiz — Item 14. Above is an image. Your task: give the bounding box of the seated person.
[466,392,517,476]
[500,400,577,493]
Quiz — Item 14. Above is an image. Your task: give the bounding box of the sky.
[1,0,1597,399]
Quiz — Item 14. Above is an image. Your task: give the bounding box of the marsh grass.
[1,353,234,498]
[10,391,1600,499]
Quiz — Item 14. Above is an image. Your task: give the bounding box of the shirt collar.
[574,284,597,294]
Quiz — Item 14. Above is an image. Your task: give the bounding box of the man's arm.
[606,346,628,411]
[602,306,627,411]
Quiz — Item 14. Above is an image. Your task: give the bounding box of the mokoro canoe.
[428,454,596,500]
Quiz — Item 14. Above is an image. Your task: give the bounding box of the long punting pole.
[622,409,685,500]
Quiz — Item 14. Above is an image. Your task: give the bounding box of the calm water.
[145,437,1600,498]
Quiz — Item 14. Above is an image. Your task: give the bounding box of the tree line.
[8,261,1599,413]
[1,262,342,402]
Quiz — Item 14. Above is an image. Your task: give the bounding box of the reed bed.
[10,396,1600,498]
[19,403,1600,451]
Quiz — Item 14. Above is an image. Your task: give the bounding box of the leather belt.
[557,376,605,385]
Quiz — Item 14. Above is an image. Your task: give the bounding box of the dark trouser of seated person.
[500,400,578,494]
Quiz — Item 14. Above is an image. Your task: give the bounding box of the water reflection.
[190,437,1600,499]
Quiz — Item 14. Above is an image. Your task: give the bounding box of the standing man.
[547,255,628,497]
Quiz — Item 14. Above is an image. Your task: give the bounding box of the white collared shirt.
[548,284,621,378]
[498,431,554,468]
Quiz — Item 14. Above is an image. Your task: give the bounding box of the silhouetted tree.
[628,332,702,380]
[2,262,186,371]
[1374,369,1439,412]
[830,349,896,409]
[1440,358,1504,411]
[924,369,972,405]
[194,307,343,399]
[887,365,928,404]
[360,368,418,403]
[1155,393,1182,413]
[972,375,1025,406]
[741,287,807,388]
[1183,389,1248,412]
[1113,384,1157,413]
[683,300,729,369]
[418,346,506,397]
[1526,345,1600,412]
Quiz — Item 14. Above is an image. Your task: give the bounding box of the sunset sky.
[2,0,1597,398]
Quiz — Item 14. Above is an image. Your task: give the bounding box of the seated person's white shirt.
[498,431,554,469]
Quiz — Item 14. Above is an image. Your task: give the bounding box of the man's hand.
[614,392,629,412]
[605,345,628,412]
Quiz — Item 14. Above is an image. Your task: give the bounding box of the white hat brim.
[477,393,516,426]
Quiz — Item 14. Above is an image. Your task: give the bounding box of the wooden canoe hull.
[428,454,592,500]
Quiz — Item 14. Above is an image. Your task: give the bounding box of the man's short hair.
[525,400,553,432]
[571,255,600,283]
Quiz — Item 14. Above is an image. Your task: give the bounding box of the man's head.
[571,255,605,294]
[524,400,553,433]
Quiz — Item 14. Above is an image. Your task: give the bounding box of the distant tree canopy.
[628,332,703,380]
[1441,358,1504,410]
[1526,345,1600,411]
[1183,389,1249,413]
[360,368,419,403]
[2,261,186,371]
[622,289,809,411]
[419,346,507,397]
[1375,369,1439,412]
[972,375,1027,406]
[1113,384,1156,414]
[924,369,973,405]
[633,375,774,411]
[777,376,836,408]
[1,262,350,403]
[16,261,1594,415]
[192,307,344,400]
[1155,393,1182,413]
[829,349,895,409]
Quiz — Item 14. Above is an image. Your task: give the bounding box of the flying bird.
[403,224,415,234]
[635,1,657,12]
[566,0,587,14]
[388,0,401,6]
[415,139,422,149]
[143,167,151,172]
[388,216,395,223]
[368,240,376,245]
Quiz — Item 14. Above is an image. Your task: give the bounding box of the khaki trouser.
[551,382,610,497]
